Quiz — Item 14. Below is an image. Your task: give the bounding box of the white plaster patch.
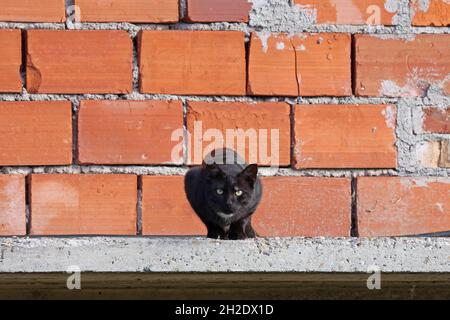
[276,41,285,50]
[380,80,417,97]
[380,69,450,98]
[417,0,431,12]
[385,0,401,13]
[381,105,396,129]
[384,0,404,25]
[435,203,444,213]
[293,140,313,163]
[371,33,416,42]
[255,31,271,53]
[248,0,267,10]
[400,177,450,190]
[401,177,430,188]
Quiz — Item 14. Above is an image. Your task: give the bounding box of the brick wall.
[0,0,449,237]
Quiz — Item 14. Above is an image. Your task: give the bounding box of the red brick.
[357,177,450,236]
[0,0,65,22]
[354,34,450,97]
[0,101,72,166]
[186,0,251,22]
[26,30,133,94]
[294,104,397,169]
[78,100,183,165]
[411,0,450,26]
[142,176,206,235]
[186,101,291,166]
[142,176,351,237]
[139,30,246,95]
[0,175,26,236]
[30,174,137,235]
[423,107,449,134]
[74,0,179,22]
[248,33,351,96]
[294,0,397,25]
[254,177,351,237]
[0,30,21,93]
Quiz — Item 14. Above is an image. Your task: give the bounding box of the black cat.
[184,148,262,240]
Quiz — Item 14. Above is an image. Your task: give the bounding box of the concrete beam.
[1,237,449,273]
[1,273,450,299]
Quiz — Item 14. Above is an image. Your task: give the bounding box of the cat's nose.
[224,206,233,214]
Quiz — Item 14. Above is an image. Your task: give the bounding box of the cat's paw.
[229,232,248,240]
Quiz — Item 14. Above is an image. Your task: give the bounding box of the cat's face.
[204,164,258,217]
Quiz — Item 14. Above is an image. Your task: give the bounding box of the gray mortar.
[131,36,140,92]
[0,23,65,30]
[0,0,449,178]
[179,0,187,20]
[0,165,404,178]
[136,177,143,235]
[0,237,450,273]
[3,22,448,34]
[249,0,317,33]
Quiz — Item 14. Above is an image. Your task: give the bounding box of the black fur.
[184,148,262,240]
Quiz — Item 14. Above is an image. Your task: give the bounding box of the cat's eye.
[216,188,224,195]
[235,190,243,197]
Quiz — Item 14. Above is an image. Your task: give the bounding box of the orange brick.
[0,0,65,22]
[0,175,26,236]
[186,0,251,22]
[355,34,450,97]
[294,0,397,25]
[357,177,450,236]
[78,100,183,165]
[139,30,246,95]
[142,176,351,237]
[0,30,21,93]
[142,176,206,235]
[30,174,137,235]
[411,0,450,26]
[26,30,133,94]
[186,101,291,166]
[423,107,449,134]
[0,101,72,166]
[254,177,351,237]
[248,33,351,96]
[294,104,397,169]
[74,0,179,22]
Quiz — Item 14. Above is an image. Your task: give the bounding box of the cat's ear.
[202,160,217,170]
[202,162,224,178]
[238,164,258,186]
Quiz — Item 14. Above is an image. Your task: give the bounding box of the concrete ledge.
[1,237,449,273]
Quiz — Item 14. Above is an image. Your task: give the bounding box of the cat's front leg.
[245,220,257,238]
[229,216,254,240]
[207,225,221,239]
[221,224,231,240]
[207,224,230,240]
